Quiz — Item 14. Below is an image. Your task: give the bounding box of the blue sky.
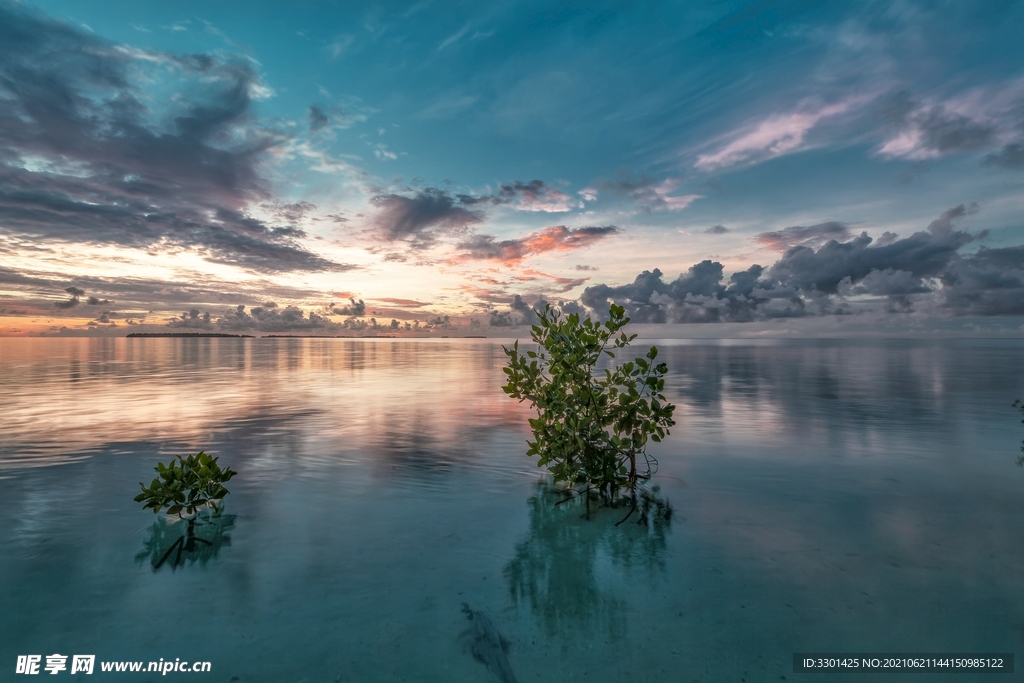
[2,0,1023,335]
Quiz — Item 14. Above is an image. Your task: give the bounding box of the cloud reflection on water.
[0,338,533,475]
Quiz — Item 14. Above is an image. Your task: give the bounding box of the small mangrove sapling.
[134,451,237,568]
[502,303,675,522]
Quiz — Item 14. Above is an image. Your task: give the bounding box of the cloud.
[581,262,770,323]
[488,294,587,327]
[766,216,972,296]
[167,308,212,328]
[0,266,356,326]
[459,179,580,213]
[163,301,461,335]
[754,221,853,252]
[879,98,997,160]
[370,188,483,243]
[596,177,700,212]
[695,100,854,170]
[329,298,366,316]
[48,284,111,310]
[488,294,542,326]
[308,105,330,133]
[940,245,1024,316]
[0,4,342,273]
[456,225,617,264]
[371,297,429,308]
[373,143,398,160]
[167,303,340,333]
[578,205,992,323]
[369,181,589,247]
[705,225,729,234]
[304,101,369,133]
[54,286,84,309]
[983,143,1024,169]
[843,268,931,296]
[262,201,317,223]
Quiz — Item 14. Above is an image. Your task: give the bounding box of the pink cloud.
[695,101,855,171]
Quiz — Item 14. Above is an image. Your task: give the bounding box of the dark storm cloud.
[940,245,1024,316]
[767,206,975,295]
[845,268,931,297]
[754,222,852,252]
[0,4,343,273]
[574,205,1006,323]
[580,262,799,323]
[370,188,483,243]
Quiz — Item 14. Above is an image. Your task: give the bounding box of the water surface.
[2,337,1023,682]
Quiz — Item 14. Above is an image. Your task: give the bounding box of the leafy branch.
[502,303,675,513]
[134,451,237,518]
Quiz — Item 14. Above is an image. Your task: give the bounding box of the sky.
[1,0,1023,337]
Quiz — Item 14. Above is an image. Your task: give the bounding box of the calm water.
[2,337,1024,682]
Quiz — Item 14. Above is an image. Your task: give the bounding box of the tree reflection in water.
[504,483,672,639]
[135,511,236,571]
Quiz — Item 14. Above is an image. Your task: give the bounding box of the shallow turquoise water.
[1,337,1024,682]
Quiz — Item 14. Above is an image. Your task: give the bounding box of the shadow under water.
[461,603,519,683]
[504,484,672,641]
[135,510,236,571]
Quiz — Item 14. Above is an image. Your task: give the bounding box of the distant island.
[126,332,254,338]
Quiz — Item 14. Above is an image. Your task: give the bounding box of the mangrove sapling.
[502,303,675,521]
[134,451,237,568]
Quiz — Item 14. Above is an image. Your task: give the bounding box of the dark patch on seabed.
[462,603,518,683]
